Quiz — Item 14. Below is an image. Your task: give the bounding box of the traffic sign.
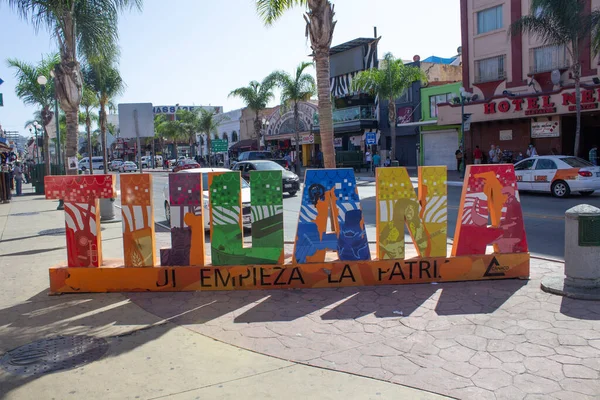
[0,78,4,86]
[211,139,228,153]
[366,132,376,145]
[463,114,472,132]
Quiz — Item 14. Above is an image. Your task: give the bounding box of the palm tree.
[256,0,336,168]
[4,0,142,175]
[510,0,600,157]
[229,77,276,150]
[7,54,60,174]
[84,60,124,173]
[80,82,99,173]
[269,62,316,173]
[197,108,228,166]
[352,52,427,161]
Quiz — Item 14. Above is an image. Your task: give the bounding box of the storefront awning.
[396,120,438,127]
[229,139,257,151]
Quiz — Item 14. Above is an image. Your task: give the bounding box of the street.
[123,171,600,260]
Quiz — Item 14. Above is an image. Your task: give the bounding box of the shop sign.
[154,105,223,114]
[531,121,560,138]
[334,137,343,147]
[499,130,513,141]
[292,134,314,145]
[397,107,413,125]
[483,89,600,117]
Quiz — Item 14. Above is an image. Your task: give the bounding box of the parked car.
[514,156,600,198]
[172,159,201,173]
[109,159,123,171]
[141,156,152,168]
[231,160,300,196]
[79,156,104,171]
[163,167,252,231]
[237,151,273,161]
[119,161,138,173]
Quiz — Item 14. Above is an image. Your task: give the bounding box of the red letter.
[562,92,576,105]
[541,96,555,108]
[582,89,596,104]
[527,97,539,110]
[498,100,510,113]
[512,98,524,111]
[484,103,496,114]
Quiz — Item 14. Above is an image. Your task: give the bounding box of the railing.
[313,105,376,127]
[529,45,570,74]
[474,55,506,83]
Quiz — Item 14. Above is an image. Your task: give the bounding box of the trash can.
[391,160,400,167]
[100,198,116,221]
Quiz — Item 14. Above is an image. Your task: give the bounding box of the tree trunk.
[574,68,582,157]
[206,134,212,166]
[64,110,79,175]
[388,99,397,160]
[99,103,108,173]
[41,105,52,176]
[294,101,301,174]
[307,0,336,168]
[254,111,262,150]
[87,114,94,175]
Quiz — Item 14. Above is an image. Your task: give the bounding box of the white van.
[79,156,104,171]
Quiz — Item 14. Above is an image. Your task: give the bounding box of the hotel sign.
[483,89,600,116]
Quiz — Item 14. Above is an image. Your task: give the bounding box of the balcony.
[313,105,378,133]
[529,45,570,74]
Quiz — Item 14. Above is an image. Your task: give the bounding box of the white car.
[163,167,252,231]
[109,160,123,171]
[119,161,138,173]
[514,155,600,197]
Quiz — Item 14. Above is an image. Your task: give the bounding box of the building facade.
[215,108,242,148]
[438,0,600,161]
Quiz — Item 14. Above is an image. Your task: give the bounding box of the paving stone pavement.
[127,239,600,400]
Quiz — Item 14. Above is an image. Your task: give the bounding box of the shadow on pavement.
[560,297,600,320]
[1,247,65,257]
[435,279,527,315]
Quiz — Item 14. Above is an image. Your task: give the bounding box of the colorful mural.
[294,169,369,264]
[376,167,447,260]
[120,174,156,267]
[160,173,205,266]
[45,175,116,267]
[209,171,284,266]
[452,164,529,256]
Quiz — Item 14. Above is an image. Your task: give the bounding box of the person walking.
[489,145,497,164]
[13,162,24,196]
[365,150,372,171]
[473,145,483,164]
[316,150,324,168]
[372,152,381,175]
[455,146,464,171]
[589,144,598,166]
[526,143,538,157]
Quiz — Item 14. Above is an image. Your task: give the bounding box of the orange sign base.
[49,253,529,294]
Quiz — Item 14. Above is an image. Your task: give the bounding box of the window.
[531,45,569,73]
[475,55,506,83]
[535,159,557,170]
[515,159,535,171]
[232,131,238,142]
[429,93,453,118]
[222,133,228,141]
[477,5,503,34]
[560,157,593,168]
[397,88,412,104]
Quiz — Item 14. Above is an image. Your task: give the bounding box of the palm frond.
[256,0,307,26]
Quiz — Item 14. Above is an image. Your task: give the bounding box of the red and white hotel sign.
[483,88,600,116]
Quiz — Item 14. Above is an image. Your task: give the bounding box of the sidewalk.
[1,186,599,400]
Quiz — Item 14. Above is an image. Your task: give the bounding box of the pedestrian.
[455,146,464,171]
[494,146,502,163]
[365,150,372,171]
[0,164,11,203]
[13,162,24,196]
[526,143,538,157]
[372,152,381,175]
[473,145,483,164]
[515,152,524,162]
[384,157,391,167]
[316,150,324,168]
[589,144,598,166]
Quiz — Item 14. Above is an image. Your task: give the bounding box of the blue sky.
[0,0,461,138]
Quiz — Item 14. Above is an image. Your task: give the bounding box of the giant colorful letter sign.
[47,167,530,294]
[160,173,205,266]
[45,175,116,267]
[120,174,156,267]
[294,169,369,263]
[452,164,528,256]
[376,167,447,259]
[209,171,284,266]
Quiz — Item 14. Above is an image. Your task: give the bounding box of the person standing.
[526,143,538,157]
[589,144,598,166]
[365,150,372,171]
[494,146,502,163]
[372,152,381,175]
[473,146,483,164]
[13,162,24,196]
[316,150,324,168]
[455,146,464,171]
[489,145,497,164]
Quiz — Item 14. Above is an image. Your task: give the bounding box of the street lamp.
[33,122,42,163]
[37,73,62,172]
[261,118,270,150]
[458,86,476,178]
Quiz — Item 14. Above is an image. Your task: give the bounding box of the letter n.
[209,171,284,266]
[452,165,528,256]
[293,168,369,263]
[376,167,447,260]
[160,172,205,266]
[45,175,116,267]
[121,174,156,267]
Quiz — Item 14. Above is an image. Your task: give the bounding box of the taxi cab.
[514,156,600,198]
